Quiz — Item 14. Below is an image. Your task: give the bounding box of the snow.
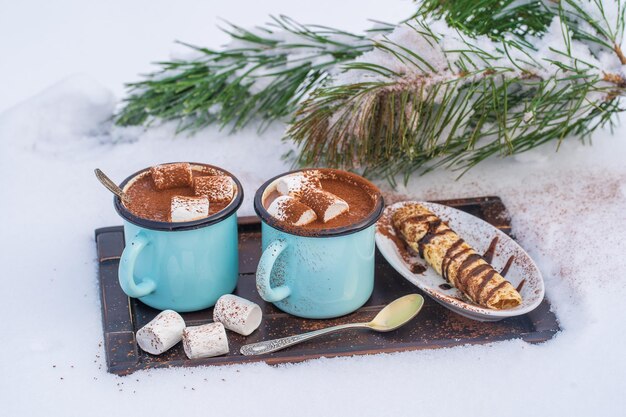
[1,1,626,417]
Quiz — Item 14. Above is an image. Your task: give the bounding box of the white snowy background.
[1,0,625,416]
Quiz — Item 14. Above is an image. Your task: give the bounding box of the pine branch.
[417,0,555,41]
[115,1,626,182]
[115,15,380,132]
[557,0,626,61]
[288,11,626,181]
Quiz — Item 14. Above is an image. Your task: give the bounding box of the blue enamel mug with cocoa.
[254,169,384,319]
[114,163,243,312]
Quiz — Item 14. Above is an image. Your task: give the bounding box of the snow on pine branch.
[289,8,626,178]
[224,16,374,93]
[333,13,624,94]
[116,15,379,130]
[559,0,625,43]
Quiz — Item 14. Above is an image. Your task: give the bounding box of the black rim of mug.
[114,162,244,232]
[253,168,384,238]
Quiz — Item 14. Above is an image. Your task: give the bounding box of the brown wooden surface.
[95,196,559,375]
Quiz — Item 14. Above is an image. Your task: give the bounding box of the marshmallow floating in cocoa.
[193,175,235,203]
[276,172,321,196]
[213,295,262,336]
[136,310,186,355]
[267,195,317,226]
[150,163,193,190]
[298,188,349,223]
[170,195,209,222]
[182,322,229,359]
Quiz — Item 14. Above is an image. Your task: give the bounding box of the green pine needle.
[115,2,626,182]
[288,9,626,181]
[115,15,378,132]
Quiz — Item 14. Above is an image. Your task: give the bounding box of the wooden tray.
[95,196,559,375]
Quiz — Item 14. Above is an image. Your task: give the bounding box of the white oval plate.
[375,201,545,322]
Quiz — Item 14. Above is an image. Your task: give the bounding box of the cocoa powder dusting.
[298,188,336,218]
[193,175,234,203]
[276,198,311,224]
[264,173,378,231]
[150,163,193,190]
[124,166,234,222]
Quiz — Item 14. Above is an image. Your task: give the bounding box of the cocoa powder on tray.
[124,166,234,222]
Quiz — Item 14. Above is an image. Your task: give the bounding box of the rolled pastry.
[182,322,229,359]
[150,163,193,190]
[136,310,186,355]
[267,195,317,226]
[213,294,262,336]
[297,188,349,223]
[193,175,235,203]
[392,204,522,309]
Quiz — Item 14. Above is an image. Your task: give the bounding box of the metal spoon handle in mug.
[240,322,368,356]
[94,168,130,204]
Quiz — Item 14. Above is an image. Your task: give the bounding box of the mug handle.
[118,232,157,298]
[256,239,291,302]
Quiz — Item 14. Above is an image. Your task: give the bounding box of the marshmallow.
[182,322,229,359]
[276,173,322,196]
[170,195,209,222]
[213,295,262,336]
[193,175,235,203]
[198,166,224,176]
[136,310,185,355]
[298,188,349,223]
[150,163,193,190]
[267,195,317,226]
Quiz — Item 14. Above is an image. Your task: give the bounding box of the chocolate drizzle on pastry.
[391,203,522,310]
[476,270,498,301]
[442,247,471,282]
[417,219,444,258]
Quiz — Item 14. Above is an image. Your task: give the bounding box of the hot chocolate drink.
[123,163,237,222]
[262,169,379,232]
[254,168,383,318]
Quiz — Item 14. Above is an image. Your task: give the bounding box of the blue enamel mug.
[254,169,384,319]
[114,163,243,312]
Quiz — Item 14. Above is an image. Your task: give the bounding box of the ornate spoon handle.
[240,322,368,356]
[94,168,130,204]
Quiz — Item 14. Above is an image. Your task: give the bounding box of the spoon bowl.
[367,293,424,332]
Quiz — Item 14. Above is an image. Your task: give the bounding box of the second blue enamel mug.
[254,169,384,319]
